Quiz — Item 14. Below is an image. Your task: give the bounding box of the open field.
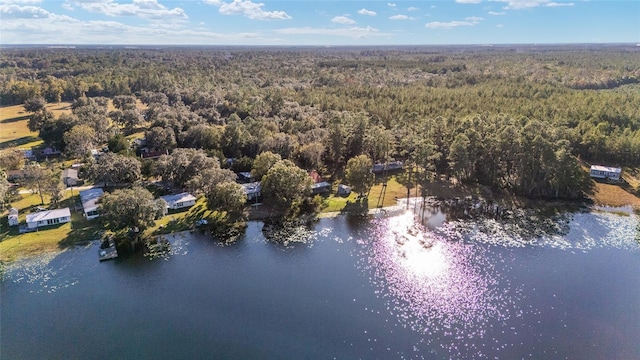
[0,100,147,150]
[0,102,72,149]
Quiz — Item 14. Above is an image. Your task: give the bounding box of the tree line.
[2,45,639,208]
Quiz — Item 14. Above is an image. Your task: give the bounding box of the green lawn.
[0,103,72,149]
[0,188,102,262]
[320,176,412,213]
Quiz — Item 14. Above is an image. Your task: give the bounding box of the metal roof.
[26,208,71,223]
[590,165,621,173]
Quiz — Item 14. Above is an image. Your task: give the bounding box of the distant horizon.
[1,1,638,46]
[1,42,638,49]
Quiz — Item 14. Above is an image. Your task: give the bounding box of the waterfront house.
[160,192,197,210]
[589,165,622,181]
[80,188,104,220]
[26,208,71,229]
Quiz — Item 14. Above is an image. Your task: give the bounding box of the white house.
[80,188,104,220]
[160,192,197,210]
[242,182,261,201]
[589,165,622,181]
[8,208,19,226]
[26,208,71,229]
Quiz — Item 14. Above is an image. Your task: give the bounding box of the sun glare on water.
[361,211,520,356]
[387,213,449,280]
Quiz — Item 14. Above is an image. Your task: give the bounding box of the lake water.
[2,204,639,359]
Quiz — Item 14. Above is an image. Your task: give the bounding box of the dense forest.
[1,45,639,200]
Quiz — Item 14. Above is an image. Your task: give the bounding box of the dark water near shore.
[2,206,639,359]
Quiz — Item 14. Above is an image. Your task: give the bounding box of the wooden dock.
[99,239,118,261]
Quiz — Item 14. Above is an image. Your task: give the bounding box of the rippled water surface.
[2,207,639,359]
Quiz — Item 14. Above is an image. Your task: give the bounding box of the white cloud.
[456,0,482,3]
[496,24,504,27]
[332,15,355,25]
[389,14,415,21]
[208,0,291,20]
[0,0,41,3]
[488,11,506,15]
[274,26,382,39]
[0,6,266,44]
[67,0,187,19]
[0,4,70,19]
[357,8,376,16]
[407,6,419,11]
[490,0,574,9]
[387,2,396,7]
[425,16,483,29]
[546,2,574,7]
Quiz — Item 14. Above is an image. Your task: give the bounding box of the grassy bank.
[0,190,104,262]
[590,167,640,209]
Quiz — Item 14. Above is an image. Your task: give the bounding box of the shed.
[8,208,19,226]
[26,208,71,229]
[337,184,352,196]
[160,192,197,210]
[80,188,104,220]
[589,165,622,181]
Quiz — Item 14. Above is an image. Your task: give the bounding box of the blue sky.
[1,0,638,45]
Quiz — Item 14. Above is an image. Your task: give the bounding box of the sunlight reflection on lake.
[362,211,518,356]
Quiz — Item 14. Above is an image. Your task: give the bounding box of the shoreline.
[2,196,637,265]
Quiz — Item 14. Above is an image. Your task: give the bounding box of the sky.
[0,0,638,45]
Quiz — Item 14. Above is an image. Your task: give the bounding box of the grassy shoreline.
[2,176,639,264]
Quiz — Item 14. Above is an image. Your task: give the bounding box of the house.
[6,169,24,182]
[141,150,168,160]
[42,147,61,158]
[311,181,332,195]
[62,168,80,187]
[23,149,35,160]
[308,170,323,183]
[26,208,71,229]
[372,161,404,174]
[237,172,254,183]
[80,188,104,220]
[337,184,352,196]
[589,165,622,181]
[160,192,197,210]
[242,182,261,201]
[8,208,19,226]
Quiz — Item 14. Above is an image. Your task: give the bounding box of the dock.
[99,239,118,261]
